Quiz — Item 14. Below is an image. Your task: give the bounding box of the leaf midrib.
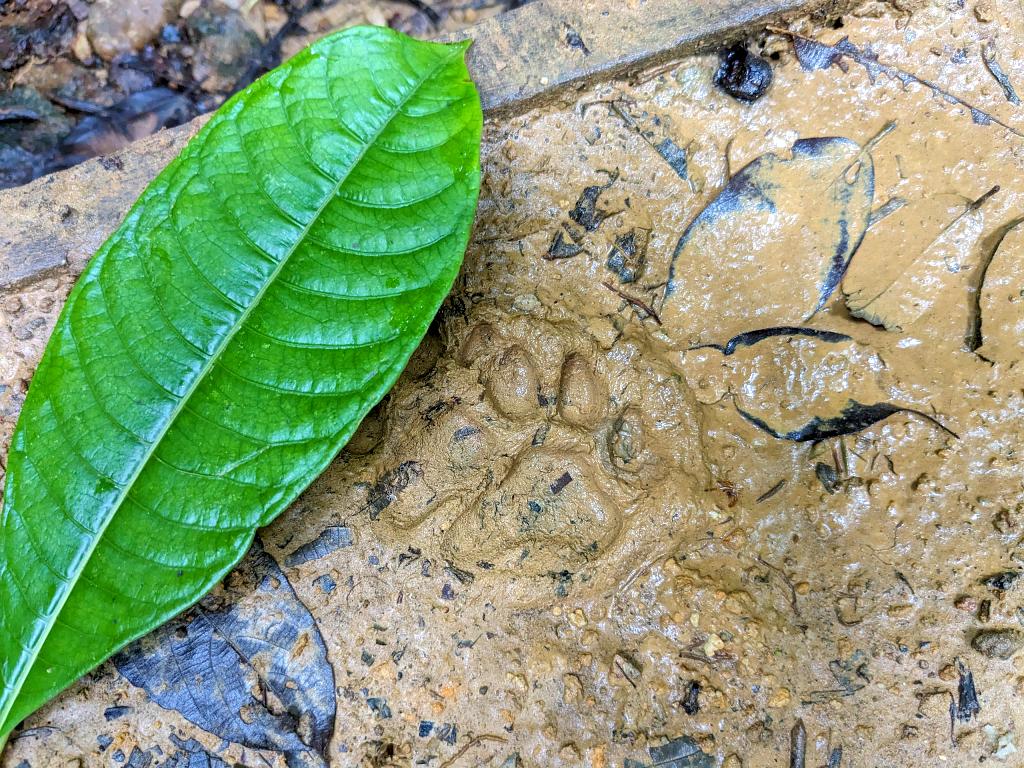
[0,42,463,733]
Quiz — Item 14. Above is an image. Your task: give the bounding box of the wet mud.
[2,0,1024,765]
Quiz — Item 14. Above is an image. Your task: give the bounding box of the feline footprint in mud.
[338,306,709,584]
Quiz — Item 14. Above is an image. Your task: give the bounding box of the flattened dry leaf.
[843,191,991,331]
[664,137,874,342]
[976,222,1024,363]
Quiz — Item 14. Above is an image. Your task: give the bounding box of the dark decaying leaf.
[164,735,231,768]
[972,220,1024,363]
[116,544,335,768]
[954,661,981,723]
[787,32,1024,138]
[982,41,1021,106]
[569,170,619,232]
[606,228,650,283]
[284,525,354,567]
[648,735,715,768]
[690,326,851,355]
[737,399,958,442]
[56,88,195,169]
[664,136,874,340]
[607,101,688,180]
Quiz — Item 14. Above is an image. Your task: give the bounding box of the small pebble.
[714,43,773,102]
[954,595,978,612]
[971,628,1024,660]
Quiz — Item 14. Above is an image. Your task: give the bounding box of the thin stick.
[439,734,508,768]
[601,281,663,325]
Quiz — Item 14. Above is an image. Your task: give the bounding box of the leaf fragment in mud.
[691,326,851,355]
[737,399,958,442]
[116,545,336,768]
[664,136,874,341]
[843,189,995,330]
[648,735,715,768]
[974,222,1024,363]
[786,31,1024,138]
[285,525,354,567]
[982,41,1021,106]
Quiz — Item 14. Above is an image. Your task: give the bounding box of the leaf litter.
[843,186,999,331]
[664,134,875,342]
[775,28,1024,139]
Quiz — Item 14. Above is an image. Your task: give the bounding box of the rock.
[974,0,995,22]
[87,0,181,61]
[714,43,773,102]
[70,25,92,63]
[0,2,76,71]
[188,3,263,93]
[972,629,1024,660]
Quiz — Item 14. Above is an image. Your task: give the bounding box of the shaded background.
[0,0,527,189]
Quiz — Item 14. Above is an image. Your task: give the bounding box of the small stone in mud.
[981,570,1021,591]
[714,44,773,102]
[954,595,979,613]
[971,628,1024,659]
[682,680,700,714]
[815,462,841,494]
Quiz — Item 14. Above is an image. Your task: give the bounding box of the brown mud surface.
[3,0,1024,766]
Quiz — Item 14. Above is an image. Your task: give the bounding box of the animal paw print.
[368,304,709,581]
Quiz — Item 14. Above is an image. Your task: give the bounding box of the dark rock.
[971,628,1024,660]
[715,43,773,102]
[188,3,262,93]
[980,570,1021,591]
[87,0,179,61]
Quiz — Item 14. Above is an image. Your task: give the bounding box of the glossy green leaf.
[0,26,481,739]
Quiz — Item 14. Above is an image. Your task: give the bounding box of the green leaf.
[0,25,481,738]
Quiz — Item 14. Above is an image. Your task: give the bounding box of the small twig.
[614,656,639,688]
[756,555,800,616]
[602,281,662,325]
[756,479,786,503]
[438,734,508,768]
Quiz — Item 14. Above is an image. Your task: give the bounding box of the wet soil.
[2,0,1024,766]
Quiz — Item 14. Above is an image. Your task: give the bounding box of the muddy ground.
[2,0,1024,766]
